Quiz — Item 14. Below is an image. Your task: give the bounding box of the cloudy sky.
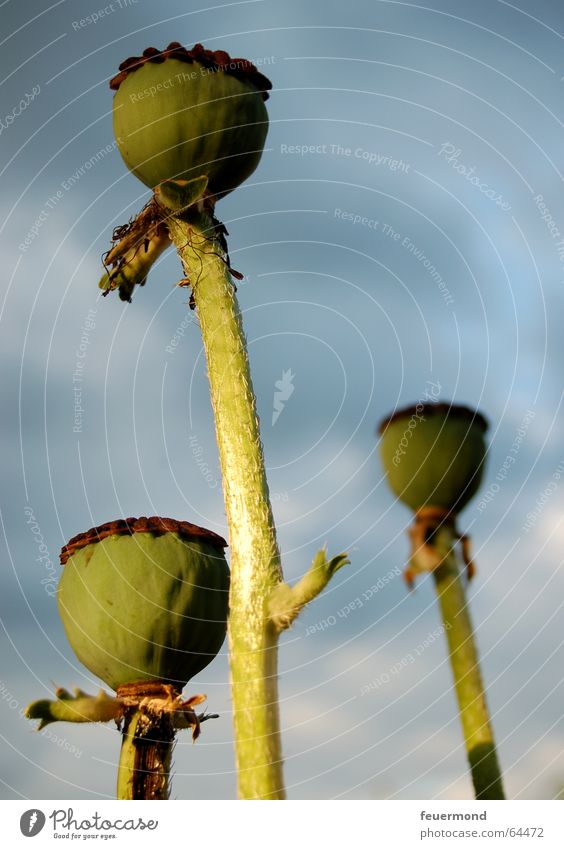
[1,0,564,800]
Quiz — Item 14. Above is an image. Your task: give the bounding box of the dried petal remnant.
[61,515,227,564]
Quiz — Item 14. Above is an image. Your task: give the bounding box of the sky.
[1,0,564,801]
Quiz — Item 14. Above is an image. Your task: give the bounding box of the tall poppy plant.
[379,402,504,799]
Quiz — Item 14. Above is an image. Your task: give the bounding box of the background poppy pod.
[378,402,488,515]
[58,517,230,691]
[111,43,271,196]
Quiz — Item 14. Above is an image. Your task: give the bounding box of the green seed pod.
[110,42,271,197]
[58,517,229,691]
[378,402,488,514]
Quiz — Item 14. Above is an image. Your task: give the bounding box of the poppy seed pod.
[379,402,488,514]
[110,42,271,196]
[58,517,229,691]
[377,404,504,798]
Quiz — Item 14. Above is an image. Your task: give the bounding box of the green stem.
[117,709,174,800]
[432,527,505,799]
[167,208,285,800]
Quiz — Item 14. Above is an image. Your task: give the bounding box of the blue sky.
[1,0,564,799]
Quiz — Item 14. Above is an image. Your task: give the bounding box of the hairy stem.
[269,550,350,631]
[432,527,505,799]
[117,709,174,800]
[167,208,285,800]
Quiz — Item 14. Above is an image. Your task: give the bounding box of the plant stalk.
[432,527,505,799]
[117,709,174,800]
[167,208,285,799]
